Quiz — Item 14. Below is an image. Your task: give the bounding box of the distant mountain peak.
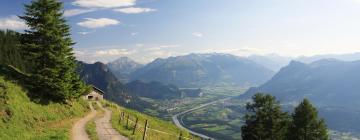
[288,60,306,66]
[107,57,143,83]
[109,57,140,64]
[309,58,342,67]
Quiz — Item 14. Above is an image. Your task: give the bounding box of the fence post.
[132,117,139,135]
[142,120,148,140]
[126,114,130,129]
[178,132,183,140]
[119,112,122,124]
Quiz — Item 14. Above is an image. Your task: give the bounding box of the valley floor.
[172,97,230,139]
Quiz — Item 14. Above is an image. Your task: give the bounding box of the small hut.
[83,86,104,101]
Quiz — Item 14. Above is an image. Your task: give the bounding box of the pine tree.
[288,99,329,140]
[20,0,86,102]
[241,93,290,140]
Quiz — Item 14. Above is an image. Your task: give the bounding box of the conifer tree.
[20,0,86,101]
[288,99,329,140]
[241,93,290,140]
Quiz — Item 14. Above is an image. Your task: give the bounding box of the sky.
[1,0,360,63]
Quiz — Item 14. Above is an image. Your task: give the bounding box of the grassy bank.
[101,101,199,140]
[0,76,89,140]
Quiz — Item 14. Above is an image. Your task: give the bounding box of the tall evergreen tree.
[241,93,290,140]
[20,0,86,101]
[288,99,329,140]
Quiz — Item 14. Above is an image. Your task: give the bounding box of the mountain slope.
[107,57,143,83]
[76,61,143,109]
[104,101,199,140]
[131,53,274,87]
[0,75,89,139]
[76,61,180,112]
[241,59,360,133]
[243,59,360,107]
[126,80,182,99]
[297,52,360,63]
[77,61,119,92]
[0,65,195,140]
[247,54,292,72]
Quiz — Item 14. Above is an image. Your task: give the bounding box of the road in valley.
[172,98,230,140]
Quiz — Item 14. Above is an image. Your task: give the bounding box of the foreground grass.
[101,101,200,140]
[0,76,89,140]
[85,120,98,140]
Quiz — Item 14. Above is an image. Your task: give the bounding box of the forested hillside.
[126,80,182,99]
[0,30,26,71]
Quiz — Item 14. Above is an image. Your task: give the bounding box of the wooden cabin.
[83,86,104,101]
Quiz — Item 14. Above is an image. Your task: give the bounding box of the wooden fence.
[118,111,198,140]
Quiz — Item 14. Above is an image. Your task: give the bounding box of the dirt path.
[95,102,129,140]
[72,102,97,140]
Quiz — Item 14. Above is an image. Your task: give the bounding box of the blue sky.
[1,0,360,63]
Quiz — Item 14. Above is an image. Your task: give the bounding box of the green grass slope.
[102,101,200,140]
[0,76,89,140]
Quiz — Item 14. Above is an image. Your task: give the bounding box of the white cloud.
[131,32,138,36]
[0,16,28,30]
[78,31,93,35]
[159,45,180,48]
[192,32,203,37]
[72,0,136,8]
[77,18,120,28]
[95,49,131,56]
[113,7,156,14]
[64,9,95,17]
[353,0,360,3]
[74,44,182,63]
[136,43,144,47]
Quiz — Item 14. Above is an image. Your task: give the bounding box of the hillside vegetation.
[0,76,89,139]
[102,101,199,140]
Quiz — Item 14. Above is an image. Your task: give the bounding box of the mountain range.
[78,54,360,134]
[130,53,274,87]
[296,52,360,63]
[246,52,360,72]
[241,59,360,133]
[76,61,191,111]
[247,54,292,72]
[107,57,143,83]
[242,59,360,107]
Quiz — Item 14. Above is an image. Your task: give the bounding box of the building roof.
[91,86,105,95]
